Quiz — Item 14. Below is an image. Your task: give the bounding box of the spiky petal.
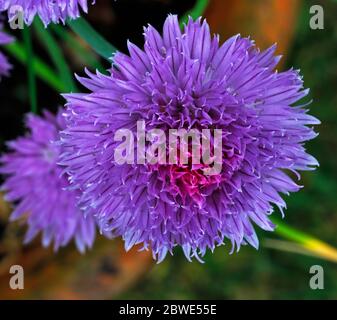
[60,15,319,262]
[0,0,93,26]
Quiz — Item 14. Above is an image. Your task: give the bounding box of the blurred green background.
[0,0,336,300]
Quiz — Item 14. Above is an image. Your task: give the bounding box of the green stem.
[22,27,37,114]
[4,42,66,92]
[271,217,337,263]
[34,19,76,92]
[67,17,117,61]
[180,0,210,27]
[272,217,312,245]
[50,23,104,72]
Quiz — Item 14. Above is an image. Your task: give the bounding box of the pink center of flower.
[172,165,223,206]
[153,164,223,207]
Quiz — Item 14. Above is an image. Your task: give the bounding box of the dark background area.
[0,0,337,299]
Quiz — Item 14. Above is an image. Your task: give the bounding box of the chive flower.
[60,15,319,262]
[0,109,97,252]
[0,0,93,26]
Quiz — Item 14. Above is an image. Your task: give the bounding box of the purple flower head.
[0,24,13,78]
[60,15,319,262]
[0,109,96,252]
[0,0,93,26]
